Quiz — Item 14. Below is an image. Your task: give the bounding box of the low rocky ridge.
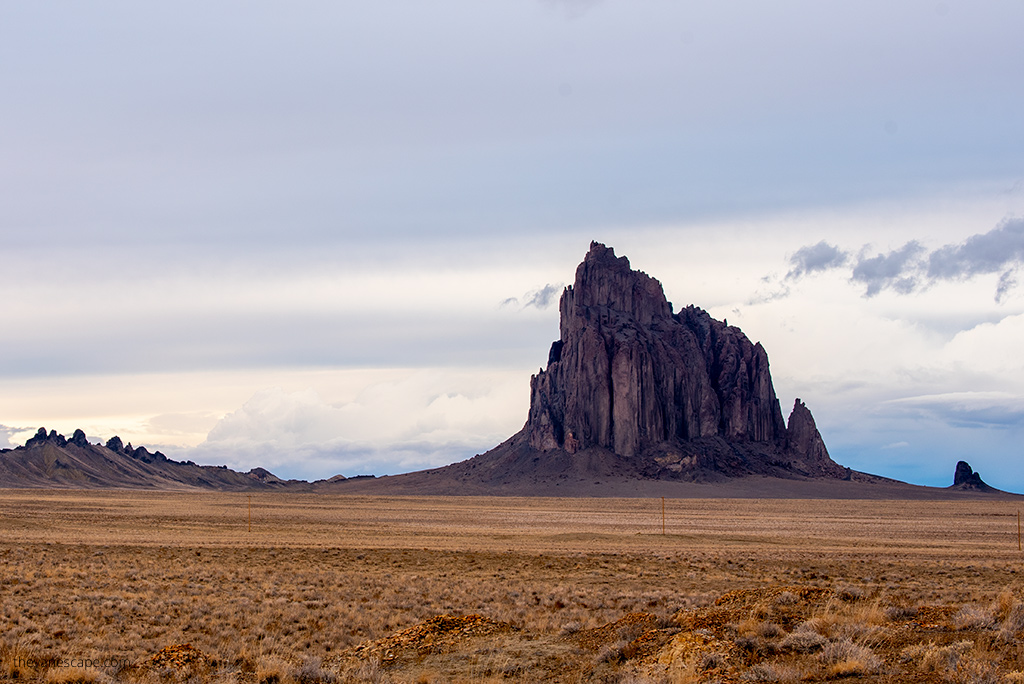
[0,427,305,490]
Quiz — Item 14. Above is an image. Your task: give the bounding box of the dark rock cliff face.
[515,242,844,479]
[951,460,996,492]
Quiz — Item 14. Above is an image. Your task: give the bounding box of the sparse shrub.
[295,656,335,683]
[899,643,928,664]
[614,619,651,645]
[950,659,1001,684]
[995,591,1018,622]
[793,618,828,637]
[333,658,389,684]
[734,635,761,653]
[826,659,876,678]
[10,494,1024,684]
[0,645,38,680]
[919,641,974,674]
[954,605,995,630]
[698,652,727,671]
[780,628,827,653]
[834,620,884,644]
[773,592,798,607]
[1001,603,1024,634]
[819,638,882,676]
[884,605,918,621]
[741,662,801,682]
[755,622,784,639]
[42,666,105,683]
[595,642,624,665]
[559,621,582,635]
[836,586,864,602]
[256,656,292,684]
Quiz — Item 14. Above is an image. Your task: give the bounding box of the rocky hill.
[0,427,300,490]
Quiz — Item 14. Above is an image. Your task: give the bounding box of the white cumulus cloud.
[190,369,529,480]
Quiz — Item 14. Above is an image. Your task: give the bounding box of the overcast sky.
[2,1,1023,490]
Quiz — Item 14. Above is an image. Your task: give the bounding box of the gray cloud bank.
[781,218,1024,302]
[786,241,849,280]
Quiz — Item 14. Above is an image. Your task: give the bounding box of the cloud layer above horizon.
[2,1,1023,490]
[775,218,1024,302]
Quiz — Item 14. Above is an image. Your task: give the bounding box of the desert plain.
[2,490,1024,683]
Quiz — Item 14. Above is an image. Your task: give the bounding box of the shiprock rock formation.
[460,242,850,483]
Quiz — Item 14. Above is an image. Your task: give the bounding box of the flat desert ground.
[2,491,1024,682]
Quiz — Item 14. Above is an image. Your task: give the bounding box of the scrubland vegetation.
[1,491,1023,682]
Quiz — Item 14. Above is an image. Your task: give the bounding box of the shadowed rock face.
[954,461,977,486]
[952,460,996,491]
[521,242,844,478]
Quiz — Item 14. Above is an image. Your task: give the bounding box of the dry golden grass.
[0,490,1023,682]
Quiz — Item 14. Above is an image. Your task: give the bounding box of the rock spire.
[521,242,844,478]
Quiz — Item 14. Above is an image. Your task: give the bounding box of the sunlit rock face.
[523,241,844,478]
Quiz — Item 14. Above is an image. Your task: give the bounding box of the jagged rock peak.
[248,467,283,484]
[560,242,673,335]
[25,428,67,448]
[952,460,992,490]
[23,428,95,448]
[70,429,90,447]
[523,242,842,478]
[785,399,847,478]
[954,461,974,485]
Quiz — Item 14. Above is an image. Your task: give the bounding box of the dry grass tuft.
[780,626,827,653]
[955,605,996,630]
[819,638,882,676]
[255,656,292,684]
[42,667,105,683]
[922,640,974,673]
[741,661,803,682]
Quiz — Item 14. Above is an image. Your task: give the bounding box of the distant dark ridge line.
[0,426,324,491]
[24,427,204,469]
